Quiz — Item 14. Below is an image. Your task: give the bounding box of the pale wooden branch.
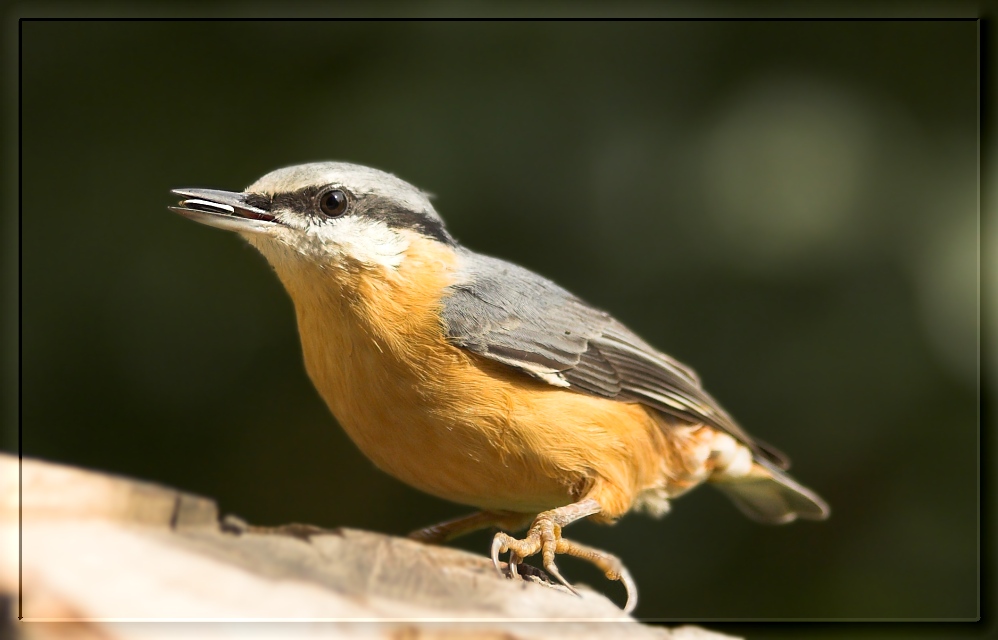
[0,453,738,639]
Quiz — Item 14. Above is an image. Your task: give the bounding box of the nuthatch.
[170,162,829,613]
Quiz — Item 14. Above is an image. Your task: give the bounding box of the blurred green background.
[16,20,979,624]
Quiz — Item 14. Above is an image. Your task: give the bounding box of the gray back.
[441,250,788,468]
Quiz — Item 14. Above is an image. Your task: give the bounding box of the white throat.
[242,215,411,272]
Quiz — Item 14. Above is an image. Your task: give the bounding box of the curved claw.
[490,534,506,576]
[508,556,521,579]
[542,555,580,597]
[618,564,638,614]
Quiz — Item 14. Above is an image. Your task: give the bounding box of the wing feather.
[441,252,789,469]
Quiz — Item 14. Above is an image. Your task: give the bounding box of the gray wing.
[441,251,789,469]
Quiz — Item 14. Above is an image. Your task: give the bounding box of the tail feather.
[713,458,830,524]
[753,438,791,471]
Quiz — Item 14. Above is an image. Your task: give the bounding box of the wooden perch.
[0,453,738,639]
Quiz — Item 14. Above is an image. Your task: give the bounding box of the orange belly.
[274,234,713,519]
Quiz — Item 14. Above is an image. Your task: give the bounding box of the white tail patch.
[633,424,714,518]
[632,487,672,518]
[707,431,754,480]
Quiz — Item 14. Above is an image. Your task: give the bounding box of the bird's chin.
[239,226,314,266]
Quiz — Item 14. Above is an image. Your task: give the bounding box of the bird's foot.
[489,500,637,614]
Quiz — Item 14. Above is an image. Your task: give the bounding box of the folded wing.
[442,252,789,469]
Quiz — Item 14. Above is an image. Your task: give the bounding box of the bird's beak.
[169,188,278,234]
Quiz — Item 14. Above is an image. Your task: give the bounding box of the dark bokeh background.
[16,20,979,623]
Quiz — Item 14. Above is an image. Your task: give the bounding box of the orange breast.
[272,235,708,517]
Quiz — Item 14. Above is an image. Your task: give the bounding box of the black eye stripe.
[271,187,321,214]
[243,193,273,211]
[354,195,454,245]
[263,185,455,244]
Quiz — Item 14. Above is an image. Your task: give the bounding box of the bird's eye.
[319,190,348,217]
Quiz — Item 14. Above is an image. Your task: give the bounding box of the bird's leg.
[409,510,533,544]
[489,497,637,612]
[490,498,600,588]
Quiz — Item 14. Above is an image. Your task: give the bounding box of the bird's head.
[170,162,454,273]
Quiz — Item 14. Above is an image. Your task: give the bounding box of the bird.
[169,162,829,613]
